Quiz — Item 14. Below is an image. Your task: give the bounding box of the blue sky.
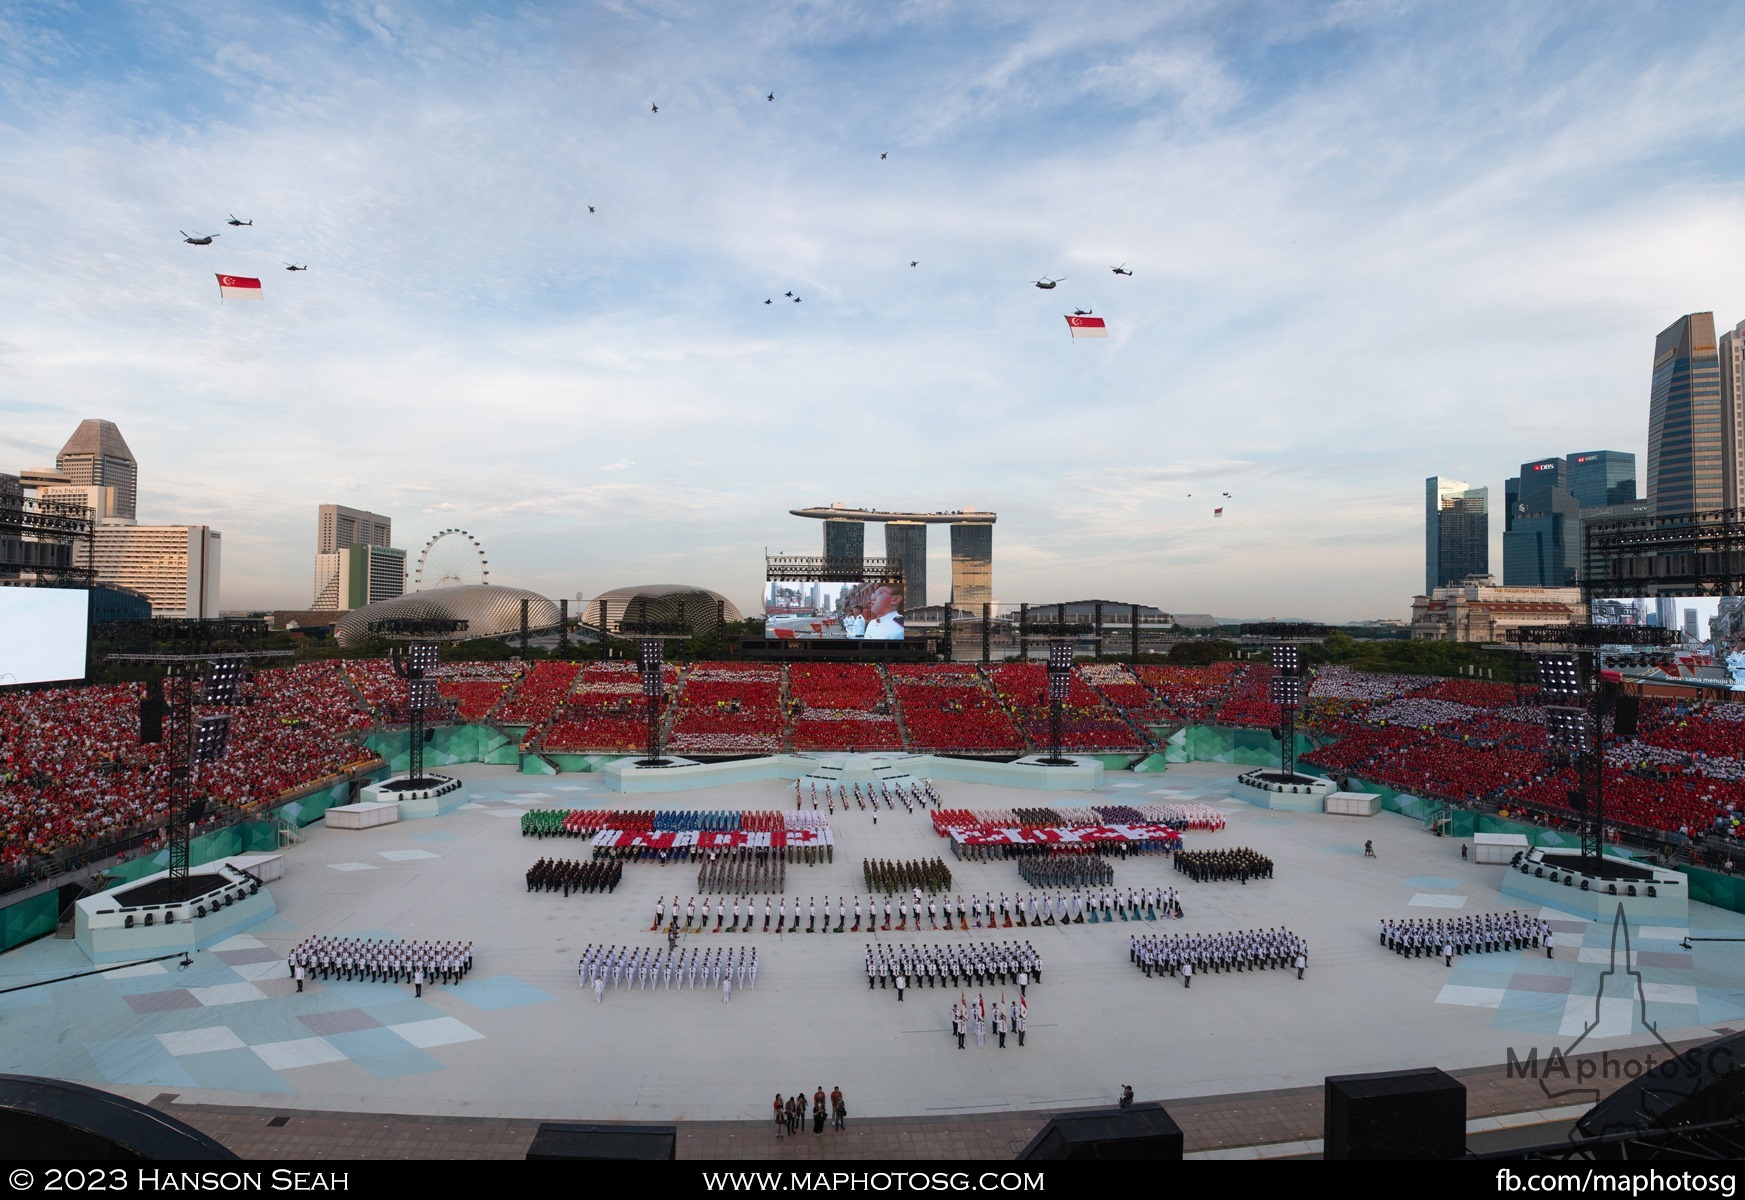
[4,1,1745,620]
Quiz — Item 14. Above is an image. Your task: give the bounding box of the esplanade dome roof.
[588,584,743,633]
[333,584,561,647]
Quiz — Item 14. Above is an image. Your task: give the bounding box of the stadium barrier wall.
[1160,724,1318,768]
[0,891,59,953]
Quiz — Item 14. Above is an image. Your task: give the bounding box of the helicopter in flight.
[283,263,307,271]
[1031,277,1063,290]
[226,215,252,227]
[180,231,218,245]
[1072,307,1094,316]
[1110,264,1132,276]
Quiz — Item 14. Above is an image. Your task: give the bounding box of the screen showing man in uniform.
[763,580,905,640]
[0,587,89,686]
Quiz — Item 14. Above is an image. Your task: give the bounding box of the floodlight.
[202,657,248,704]
[408,680,441,709]
[641,639,664,697]
[1048,642,1074,672]
[1543,705,1594,751]
[1272,644,1303,676]
[1270,676,1305,708]
[408,641,442,674]
[192,714,232,762]
[1536,653,1584,702]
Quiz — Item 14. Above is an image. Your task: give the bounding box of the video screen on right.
[762,579,905,640]
[1590,596,1727,643]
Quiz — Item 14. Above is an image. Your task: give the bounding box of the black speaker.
[1325,1068,1465,1159]
[188,797,208,822]
[1614,694,1640,738]
[139,678,164,745]
[0,1075,235,1159]
[526,1122,676,1160]
[1575,1030,1745,1157]
[1016,1103,1184,1160]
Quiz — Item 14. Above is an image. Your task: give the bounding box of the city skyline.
[5,4,1745,619]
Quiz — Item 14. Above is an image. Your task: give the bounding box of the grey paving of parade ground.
[3,759,1743,1158]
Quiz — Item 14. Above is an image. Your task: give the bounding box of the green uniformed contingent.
[862,856,952,894]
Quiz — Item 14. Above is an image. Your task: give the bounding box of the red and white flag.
[1065,315,1106,338]
[1214,507,1224,517]
[215,274,262,302]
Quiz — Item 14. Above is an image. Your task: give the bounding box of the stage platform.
[74,863,278,965]
[1233,768,1336,810]
[1500,847,1689,922]
[359,773,467,818]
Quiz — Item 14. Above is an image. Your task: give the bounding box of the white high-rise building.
[79,525,222,618]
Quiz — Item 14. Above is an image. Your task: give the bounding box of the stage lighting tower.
[1043,640,1073,765]
[1269,644,1308,780]
[390,640,443,786]
[639,638,669,765]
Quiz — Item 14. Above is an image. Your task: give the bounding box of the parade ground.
[2,759,1743,1156]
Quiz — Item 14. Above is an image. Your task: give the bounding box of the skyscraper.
[55,419,137,521]
[313,504,398,610]
[317,504,392,554]
[1565,450,1637,510]
[822,519,864,570]
[1647,312,1724,515]
[1718,318,1745,511]
[1425,477,1488,593]
[884,522,927,609]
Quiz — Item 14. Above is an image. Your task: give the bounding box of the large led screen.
[762,580,905,640]
[1591,596,1725,643]
[0,587,89,686]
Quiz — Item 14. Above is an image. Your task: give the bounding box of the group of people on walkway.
[774,1086,847,1137]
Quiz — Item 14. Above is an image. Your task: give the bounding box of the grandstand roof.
[332,584,559,646]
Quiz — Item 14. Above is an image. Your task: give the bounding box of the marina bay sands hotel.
[790,504,996,610]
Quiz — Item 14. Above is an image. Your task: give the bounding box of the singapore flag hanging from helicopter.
[1065,314,1106,339]
[215,274,262,302]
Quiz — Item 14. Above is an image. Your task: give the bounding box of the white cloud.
[3,3,1744,617]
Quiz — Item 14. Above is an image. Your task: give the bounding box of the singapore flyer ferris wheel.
[415,528,490,590]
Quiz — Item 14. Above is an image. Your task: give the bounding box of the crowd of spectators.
[888,667,1023,752]
[669,664,783,754]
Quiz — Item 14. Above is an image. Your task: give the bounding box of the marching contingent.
[868,940,1040,992]
[1173,847,1275,883]
[579,943,759,999]
[525,857,623,895]
[1128,928,1308,984]
[288,936,474,987]
[1380,911,1554,961]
